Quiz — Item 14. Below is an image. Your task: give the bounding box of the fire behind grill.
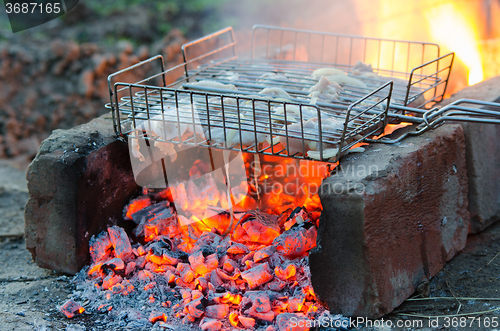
[106,25,456,163]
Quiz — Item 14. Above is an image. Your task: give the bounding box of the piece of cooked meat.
[259,87,292,99]
[259,72,288,81]
[278,117,345,155]
[308,76,343,103]
[189,80,238,91]
[311,67,346,79]
[322,74,367,88]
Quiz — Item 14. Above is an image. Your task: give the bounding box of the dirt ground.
[385,224,500,331]
[0,160,499,331]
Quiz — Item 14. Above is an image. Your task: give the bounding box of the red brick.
[25,113,140,274]
[439,77,500,233]
[310,124,469,318]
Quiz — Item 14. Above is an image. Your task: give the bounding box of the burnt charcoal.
[158,238,173,250]
[103,257,125,271]
[99,264,115,276]
[273,226,317,258]
[117,310,128,320]
[215,246,227,258]
[233,212,281,245]
[147,244,163,257]
[146,241,173,255]
[289,206,303,219]
[239,211,279,228]
[89,231,114,264]
[64,152,328,328]
[241,301,253,312]
[59,299,85,318]
[132,218,147,238]
[277,208,293,230]
[299,222,314,230]
[201,247,216,257]
[126,321,149,329]
[144,188,167,200]
[289,207,314,228]
[130,201,173,224]
[175,251,189,263]
[108,226,134,261]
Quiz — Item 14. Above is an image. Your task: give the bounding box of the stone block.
[25,113,140,274]
[309,124,470,318]
[440,77,500,233]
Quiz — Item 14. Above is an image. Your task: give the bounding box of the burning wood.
[274,225,317,258]
[200,317,223,331]
[149,311,168,323]
[59,299,85,318]
[275,264,297,281]
[205,304,229,319]
[240,262,274,289]
[233,212,281,245]
[254,245,276,262]
[239,315,256,329]
[107,226,134,261]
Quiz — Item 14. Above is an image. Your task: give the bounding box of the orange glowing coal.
[75,153,333,330]
[59,300,85,318]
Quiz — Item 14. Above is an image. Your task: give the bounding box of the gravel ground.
[0,160,77,331]
[0,160,498,331]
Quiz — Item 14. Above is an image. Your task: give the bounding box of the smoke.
[219,0,361,33]
[213,0,362,55]
[214,0,497,92]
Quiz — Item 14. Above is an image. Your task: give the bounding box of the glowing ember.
[149,311,167,323]
[63,154,336,329]
[59,299,85,318]
[125,196,152,220]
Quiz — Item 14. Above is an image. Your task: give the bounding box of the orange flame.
[354,0,500,91]
[425,3,483,85]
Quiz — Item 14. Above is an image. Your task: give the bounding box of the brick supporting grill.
[439,77,500,233]
[309,124,469,318]
[25,114,139,274]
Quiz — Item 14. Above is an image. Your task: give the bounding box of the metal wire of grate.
[105,25,459,162]
[249,25,454,111]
